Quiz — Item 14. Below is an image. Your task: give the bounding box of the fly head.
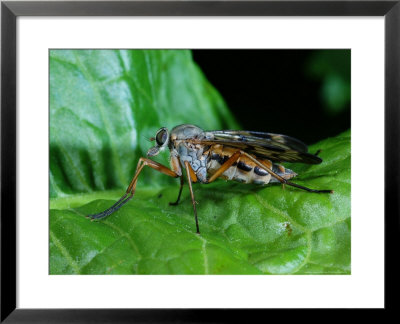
[147,127,169,157]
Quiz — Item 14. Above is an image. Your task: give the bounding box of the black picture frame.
[1,0,398,322]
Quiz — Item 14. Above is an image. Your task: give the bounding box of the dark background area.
[193,49,351,144]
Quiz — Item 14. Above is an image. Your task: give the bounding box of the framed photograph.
[1,0,398,321]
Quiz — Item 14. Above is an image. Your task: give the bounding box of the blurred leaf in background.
[50,49,350,275]
[305,50,351,115]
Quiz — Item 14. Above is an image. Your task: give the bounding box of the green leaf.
[50,49,350,275]
[50,130,350,275]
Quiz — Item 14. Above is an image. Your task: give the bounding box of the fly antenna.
[142,135,154,143]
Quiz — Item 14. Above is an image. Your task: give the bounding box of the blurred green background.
[193,49,350,143]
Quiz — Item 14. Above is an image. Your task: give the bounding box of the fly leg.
[172,156,234,234]
[206,151,242,183]
[241,151,333,194]
[184,161,201,234]
[88,158,180,220]
[169,176,184,206]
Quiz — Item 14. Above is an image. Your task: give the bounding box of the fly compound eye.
[155,128,168,146]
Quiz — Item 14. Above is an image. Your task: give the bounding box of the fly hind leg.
[241,151,333,194]
[206,151,242,183]
[204,150,332,194]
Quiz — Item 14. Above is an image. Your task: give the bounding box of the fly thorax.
[177,143,199,169]
[177,142,189,160]
[177,143,208,183]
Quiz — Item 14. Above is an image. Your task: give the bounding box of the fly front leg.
[88,158,180,220]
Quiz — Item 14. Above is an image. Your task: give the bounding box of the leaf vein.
[102,220,142,258]
[50,230,81,274]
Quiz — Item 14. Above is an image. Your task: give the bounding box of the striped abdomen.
[206,145,296,185]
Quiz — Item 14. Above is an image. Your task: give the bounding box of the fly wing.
[197,130,322,164]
